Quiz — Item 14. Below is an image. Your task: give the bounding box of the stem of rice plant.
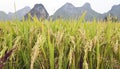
[96,39,100,69]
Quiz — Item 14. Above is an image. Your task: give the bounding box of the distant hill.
[24,4,49,20]
[104,4,120,20]
[52,3,104,21]
[52,3,80,19]
[0,11,11,21]
[0,6,31,21]
[0,11,7,20]
[10,6,31,20]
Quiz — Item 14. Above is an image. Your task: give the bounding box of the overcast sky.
[0,0,120,15]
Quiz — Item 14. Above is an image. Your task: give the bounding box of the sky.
[0,0,120,15]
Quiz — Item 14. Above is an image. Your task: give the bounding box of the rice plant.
[0,18,120,69]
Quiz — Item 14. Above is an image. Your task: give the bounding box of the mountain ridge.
[52,3,104,21]
[0,2,120,21]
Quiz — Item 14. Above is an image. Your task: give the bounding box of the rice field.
[0,18,120,69]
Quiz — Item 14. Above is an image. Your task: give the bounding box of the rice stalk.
[30,34,45,69]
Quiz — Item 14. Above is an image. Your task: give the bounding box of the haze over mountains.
[0,2,120,21]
